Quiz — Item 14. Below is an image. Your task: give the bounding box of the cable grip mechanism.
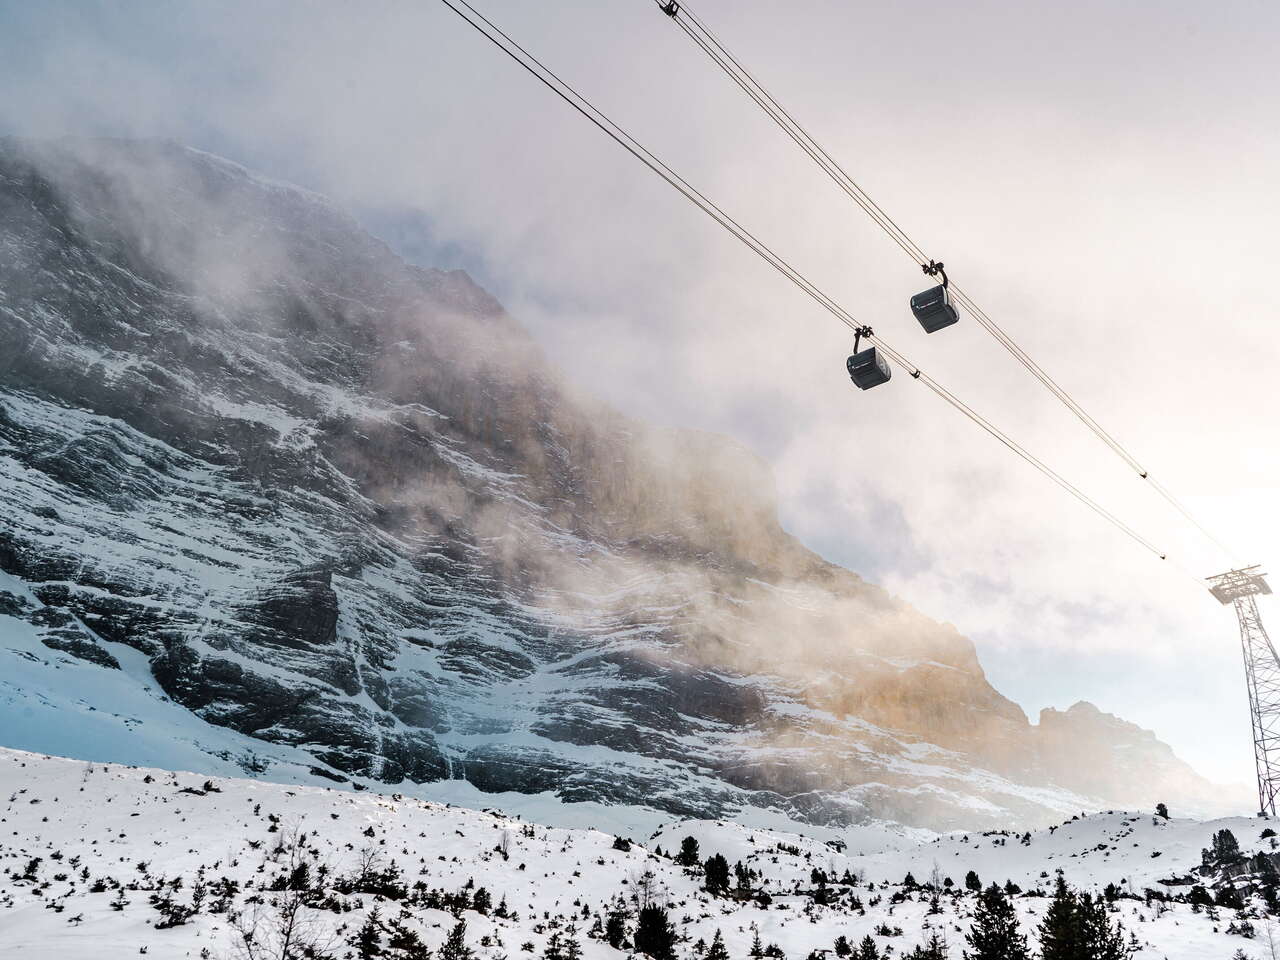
[922,260,949,289]
[852,324,874,353]
[660,1,680,16]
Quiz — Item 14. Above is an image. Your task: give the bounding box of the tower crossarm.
[1208,565,1272,604]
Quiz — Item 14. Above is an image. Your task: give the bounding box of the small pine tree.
[544,931,564,960]
[964,883,1029,960]
[1038,878,1133,960]
[1211,828,1242,863]
[355,909,384,960]
[704,854,731,896]
[1076,892,1133,960]
[1037,876,1080,960]
[605,906,628,949]
[386,919,432,960]
[440,919,474,960]
[964,870,982,893]
[564,925,583,960]
[1187,884,1213,907]
[909,932,947,959]
[677,836,701,867]
[856,936,881,960]
[749,926,765,959]
[706,929,730,960]
[287,859,311,891]
[634,905,678,960]
[1155,802,1169,819]
[833,935,852,957]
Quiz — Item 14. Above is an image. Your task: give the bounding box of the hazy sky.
[3,0,1278,791]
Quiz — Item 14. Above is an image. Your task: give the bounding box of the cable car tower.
[1209,567,1280,815]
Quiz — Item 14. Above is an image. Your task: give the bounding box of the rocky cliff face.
[0,137,1224,828]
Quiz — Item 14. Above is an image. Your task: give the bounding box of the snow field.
[1,750,1274,958]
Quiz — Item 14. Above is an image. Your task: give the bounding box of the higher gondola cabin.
[910,284,960,333]
[847,347,891,389]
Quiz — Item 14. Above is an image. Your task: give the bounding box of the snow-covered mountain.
[0,748,1269,960]
[0,137,1233,830]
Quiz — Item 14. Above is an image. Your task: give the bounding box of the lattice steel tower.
[1209,566,1280,815]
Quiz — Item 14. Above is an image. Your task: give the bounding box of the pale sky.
[2,0,1278,791]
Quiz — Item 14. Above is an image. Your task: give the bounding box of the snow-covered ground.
[0,748,1272,958]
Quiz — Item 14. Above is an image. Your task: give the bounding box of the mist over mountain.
[0,137,1231,829]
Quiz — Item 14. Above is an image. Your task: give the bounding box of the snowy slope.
[0,749,1269,959]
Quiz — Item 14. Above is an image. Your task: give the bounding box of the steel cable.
[435,0,1180,568]
[658,0,1239,564]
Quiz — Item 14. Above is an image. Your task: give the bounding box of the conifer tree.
[1037,876,1080,960]
[1075,893,1133,960]
[706,928,731,960]
[928,889,943,915]
[704,854,731,895]
[964,871,982,893]
[856,936,880,960]
[355,908,384,960]
[1212,828,1242,863]
[386,918,432,960]
[1038,877,1133,960]
[908,932,948,959]
[749,925,765,959]
[634,904,677,960]
[677,836,701,866]
[964,884,1029,960]
[440,919,474,960]
[564,924,583,960]
[605,911,628,948]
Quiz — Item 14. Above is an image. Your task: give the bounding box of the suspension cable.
[655,0,1238,563]
[434,0,1178,567]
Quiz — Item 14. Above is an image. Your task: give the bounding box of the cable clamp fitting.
[661,1,680,16]
[852,325,874,353]
[923,259,949,289]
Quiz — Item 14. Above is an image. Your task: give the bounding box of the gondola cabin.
[847,347,891,389]
[910,284,960,333]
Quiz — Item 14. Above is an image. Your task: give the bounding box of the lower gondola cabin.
[847,347,891,389]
